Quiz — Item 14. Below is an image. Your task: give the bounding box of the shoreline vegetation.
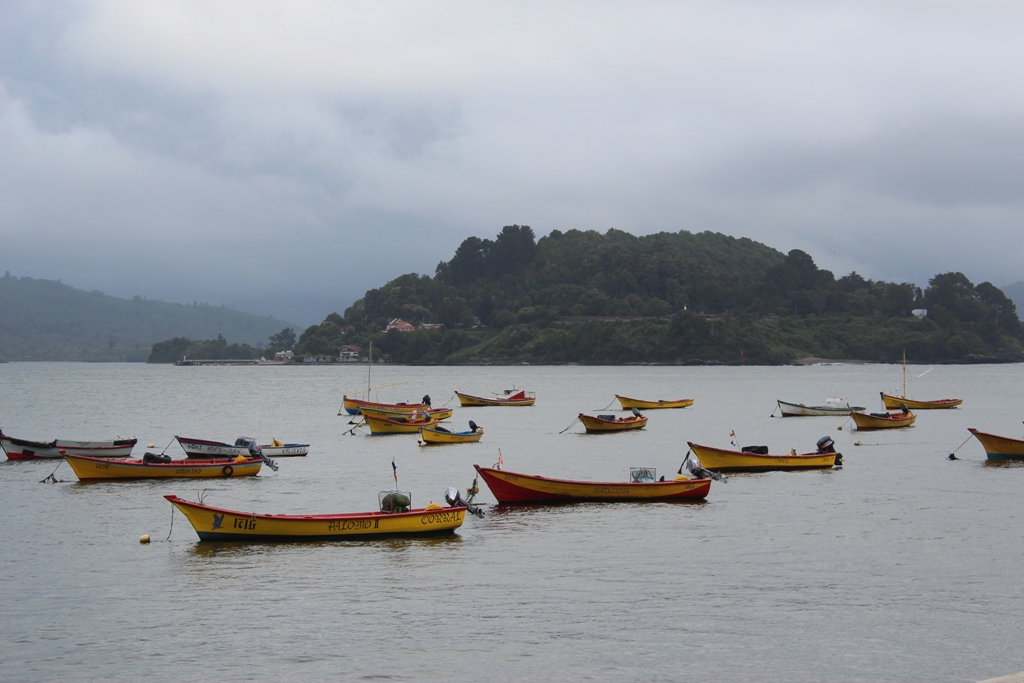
[148,226,1024,366]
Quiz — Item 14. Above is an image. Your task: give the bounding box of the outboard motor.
[631,407,643,418]
[142,452,172,464]
[469,420,480,433]
[445,480,485,518]
[899,402,909,415]
[244,438,279,472]
[816,435,836,454]
[422,394,431,407]
[679,452,726,482]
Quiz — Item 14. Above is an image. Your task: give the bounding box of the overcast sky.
[2,1,1023,327]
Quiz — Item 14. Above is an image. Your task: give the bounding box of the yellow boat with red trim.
[850,409,916,430]
[686,441,840,472]
[455,389,536,407]
[615,395,694,410]
[65,454,262,480]
[165,495,467,542]
[880,393,962,410]
[578,412,647,433]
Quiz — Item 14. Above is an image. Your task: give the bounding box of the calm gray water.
[1,361,1023,683]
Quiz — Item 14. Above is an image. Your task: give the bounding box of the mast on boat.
[902,349,906,399]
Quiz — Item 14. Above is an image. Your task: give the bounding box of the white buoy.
[139,534,151,544]
[148,444,155,448]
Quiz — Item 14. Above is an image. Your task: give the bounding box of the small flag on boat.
[729,430,737,447]
[392,457,398,486]
[498,449,503,470]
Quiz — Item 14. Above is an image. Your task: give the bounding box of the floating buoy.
[148,444,155,448]
[854,441,862,446]
[139,534,151,544]
[837,425,843,431]
[948,453,958,460]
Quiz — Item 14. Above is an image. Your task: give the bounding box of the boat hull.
[419,427,483,444]
[66,455,262,480]
[615,395,693,410]
[578,413,648,433]
[968,428,1024,460]
[359,406,453,421]
[850,410,916,430]
[880,393,962,410]
[165,495,466,541]
[776,400,864,417]
[474,465,710,503]
[341,397,428,416]
[1,431,137,460]
[175,437,309,459]
[687,442,837,472]
[455,391,535,407]
[363,414,443,435]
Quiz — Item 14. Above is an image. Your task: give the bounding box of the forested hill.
[294,225,1024,365]
[0,274,294,361]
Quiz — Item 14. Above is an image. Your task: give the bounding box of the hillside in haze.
[0,273,295,361]
[291,226,1024,365]
[1001,281,1024,320]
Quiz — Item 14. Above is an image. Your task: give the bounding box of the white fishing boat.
[1,429,137,461]
[776,398,865,417]
[175,436,309,459]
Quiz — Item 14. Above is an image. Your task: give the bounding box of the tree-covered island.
[281,226,1023,365]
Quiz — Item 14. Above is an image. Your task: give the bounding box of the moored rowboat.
[968,428,1024,460]
[419,425,483,444]
[1,429,137,461]
[175,436,309,459]
[358,405,453,421]
[341,397,429,416]
[165,495,467,542]
[850,409,916,430]
[578,413,647,433]
[776,399,864,417]
[615,395,694,410]
[880,393,962,410]
[455,390,535,407]
[66,454,262,480]
[686,441,840,472]
[473,465,710,504]
[363,413,444,435]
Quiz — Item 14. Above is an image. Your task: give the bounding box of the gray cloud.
[2,1,1023,327]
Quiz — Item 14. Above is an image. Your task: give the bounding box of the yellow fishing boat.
[880,351,962,410]
[165,495,467,542]
[419,422,483,445]
[968,428,1024,460]
[359,405,453,421]
[342,397,429,416]
[65,454,262,480]
[578,412,648,433]
[687,439,840,472]
[850,409,916,430]
[455,389,536,407]
[880,393,962,410]
[362,413,444,435]
[615,395,694,410]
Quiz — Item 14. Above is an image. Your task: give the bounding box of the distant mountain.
[1001,281,1024,320]
[0,274,295,361]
